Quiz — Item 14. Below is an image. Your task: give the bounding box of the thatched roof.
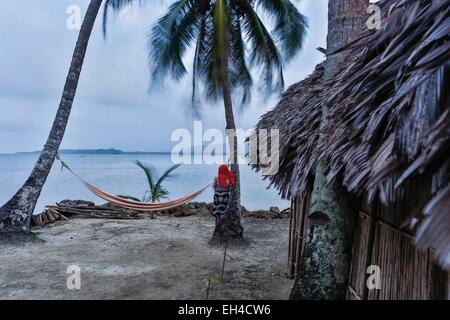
[254,0,450,268]
[253,63,325,199]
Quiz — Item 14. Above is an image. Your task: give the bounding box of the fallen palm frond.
[253,0,450,268]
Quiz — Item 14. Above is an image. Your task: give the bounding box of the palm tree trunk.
[0,0,103,233]
[211,73,244,242]
[290,0,368,300]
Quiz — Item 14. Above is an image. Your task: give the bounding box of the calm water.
[0,154,289,214]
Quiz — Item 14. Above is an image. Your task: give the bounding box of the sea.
[0,154,289,214]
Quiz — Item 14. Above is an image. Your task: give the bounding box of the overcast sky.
[0,0,327,153]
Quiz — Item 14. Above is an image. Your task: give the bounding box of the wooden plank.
[367,222,380,300]
[348,211,373,299]
[347,285,362,300]
[349,175,446,300]
[286,191,312,279]
[287,198,295,277]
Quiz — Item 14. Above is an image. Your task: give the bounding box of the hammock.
[53,150,209,212]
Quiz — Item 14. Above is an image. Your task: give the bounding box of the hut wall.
[348,211,448,300]
[287,192,311,278]
[347,181,448,300]
[288,185,449,299]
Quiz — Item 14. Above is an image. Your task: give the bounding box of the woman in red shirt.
[211,164,236,222]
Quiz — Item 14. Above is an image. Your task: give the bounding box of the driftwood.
[31,201,292,228]
[49,204,145,219]
[32,203,147,227]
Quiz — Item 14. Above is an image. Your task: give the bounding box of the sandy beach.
[0,214,293,300]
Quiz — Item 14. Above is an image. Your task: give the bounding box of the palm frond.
[229,11,253,106]
[255,0,308,62]
[192,14,209,112]
[135,160,156,192]
[116,194,142,202]
[155,164,182,191]
[238,0,284,94]
[103,0,144,38]
[150,0,209,83]
[156,187,170,201]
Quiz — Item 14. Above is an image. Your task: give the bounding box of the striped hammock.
[86,183,209,212]
[56,155,209,212]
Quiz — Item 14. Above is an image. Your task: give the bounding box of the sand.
[0,214,293,300]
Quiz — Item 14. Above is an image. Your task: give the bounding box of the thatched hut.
[253,0,449,300]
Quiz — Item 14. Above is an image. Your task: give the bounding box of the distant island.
[11,148,171,155]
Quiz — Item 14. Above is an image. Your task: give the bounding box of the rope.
[45,144,91,187]
[45,144,61,162]
[43,144,210,211]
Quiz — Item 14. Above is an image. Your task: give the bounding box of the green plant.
[202,275,221,300]
[118,161,181,203]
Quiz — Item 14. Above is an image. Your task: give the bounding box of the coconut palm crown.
[104,0,308,105]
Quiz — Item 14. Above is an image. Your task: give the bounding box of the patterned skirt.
[212,190,230,222]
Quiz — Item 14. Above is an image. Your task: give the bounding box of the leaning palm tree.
[0,0,104,233]
[104,0,307,241]
[118,161,181,203]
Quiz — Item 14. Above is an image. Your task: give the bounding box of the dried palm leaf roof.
[253,63,324,199]
[253,0,450,268]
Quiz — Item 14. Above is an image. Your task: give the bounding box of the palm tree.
[118,161,181,202]
[290,0,368,300]
[0,0,104,234]
[104,0,308,241]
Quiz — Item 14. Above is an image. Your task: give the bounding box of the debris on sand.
[32,200,291,228]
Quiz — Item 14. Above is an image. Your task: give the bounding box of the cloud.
[0,0,327,153]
